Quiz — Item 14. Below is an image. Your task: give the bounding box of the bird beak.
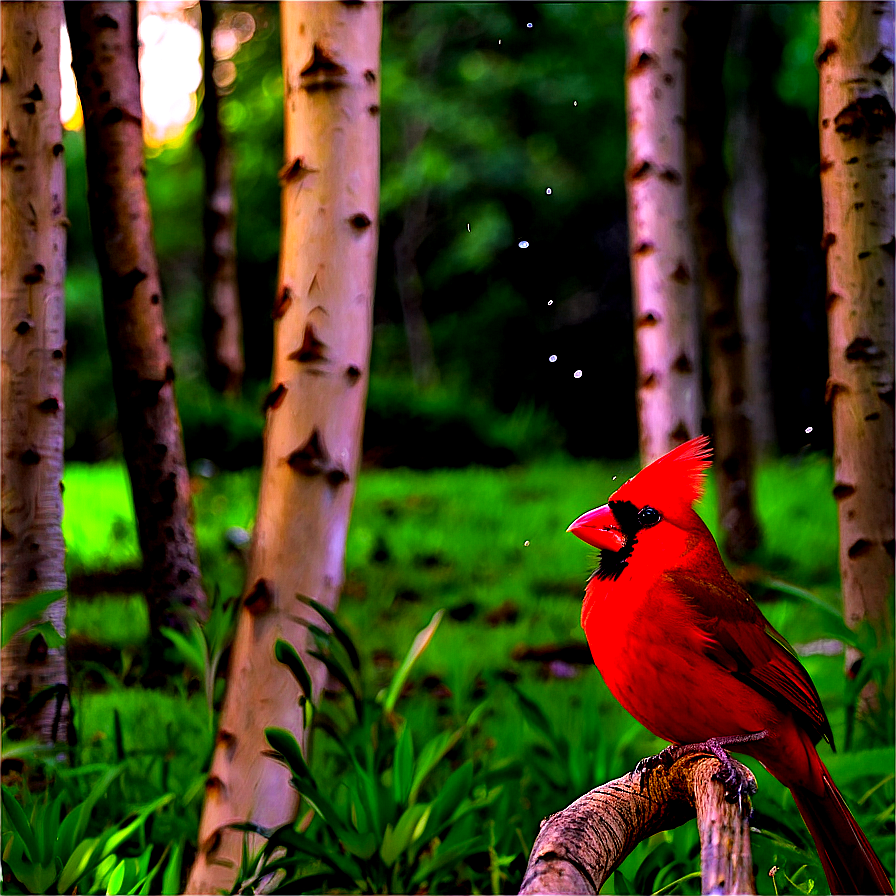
[567,504,626,551]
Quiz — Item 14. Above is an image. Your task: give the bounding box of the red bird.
[567,436,892,895]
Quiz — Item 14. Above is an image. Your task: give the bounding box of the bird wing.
[666,568,834,748]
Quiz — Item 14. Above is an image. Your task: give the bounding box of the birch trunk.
[65,1,207,633]
[200,0,245,396]
[683,2,762,561]
[817,2,895,694]
[1,1,69,749]
[625,1,703,466]
[185,3,381,892]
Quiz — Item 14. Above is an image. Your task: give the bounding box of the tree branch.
[519,751,757,895]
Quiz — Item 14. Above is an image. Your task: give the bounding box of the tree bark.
[185,3,382,892]
[65,1,207,634]
[625,1,703,466]
[817,2,895,700]
[200,0,245,396]
[0,1,69,750]
[683,3,761,561]
[519,752,757,895]
[728,5,777,456]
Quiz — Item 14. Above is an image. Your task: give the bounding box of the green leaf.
[58,838,99,893]
[307,649,359,703]
[106,858,126,895]
[393,725,415,806]
[2,787,38,861]
[274,640,313,702]
[56,764,124,863]
[295,595,361,671]
[28,620,65,649]
[90,853,118,892]
[264,728,313,782]
[382,609,444,713]
[1,591,65,648]
[100,793,174,859]
[381,803,430,866]
[160,839,183,896]
[159,624,208,677]
[409,727,465,804]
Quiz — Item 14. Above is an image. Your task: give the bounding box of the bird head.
[567,436,712,581]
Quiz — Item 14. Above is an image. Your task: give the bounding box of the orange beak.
[567,504,626,551]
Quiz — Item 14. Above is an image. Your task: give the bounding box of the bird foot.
[635,731,766,817]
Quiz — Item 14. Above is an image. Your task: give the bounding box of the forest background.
[2,3,893,896]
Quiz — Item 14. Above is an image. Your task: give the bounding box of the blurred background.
[61,1,827,471]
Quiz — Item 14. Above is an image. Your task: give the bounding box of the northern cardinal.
[567,436,892,895]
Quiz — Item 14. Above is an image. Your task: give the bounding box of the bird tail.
[790,761,893,896]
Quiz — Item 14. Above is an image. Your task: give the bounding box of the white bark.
[186,3,382,893]
[625,0,703,465]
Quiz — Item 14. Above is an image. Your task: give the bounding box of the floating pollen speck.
[574,370,583,379]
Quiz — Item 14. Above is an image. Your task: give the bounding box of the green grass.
[58,454,893,894]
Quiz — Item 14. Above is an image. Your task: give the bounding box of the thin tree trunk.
[186,3,382,892]
[625,1,703,466]
[200,0,245,396]
[65,1,207,634]
[817,1,895,702]
[0,1,69,750]
[728,5,776,456]
[683,2,761,561]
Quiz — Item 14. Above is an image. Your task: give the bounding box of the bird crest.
[612,435,712,512]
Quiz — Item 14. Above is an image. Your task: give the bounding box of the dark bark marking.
[720,332,744,354]
[629,51,657,74]
[637,312,661,328]
[825,291,841,311]
[670,262,690,284]
[52,348,63,359]
[26,632,47,661]
[288,323,328,363]
[673,353,693,374]
[833,95,895,142]
[102,107,123,126]
[22,101,36,115]
[327,467,349,487]
[300,44,348,92]
[629,160,652,180]
[349,212,372,230]
[882,236,895,257]
[1,524,12,542]
[878,385,894,407]
[663,73,673,86]
[671,421,691,442]
[640,372,658,389]
[244,578,273,615]
[14,320,33,335]
[844,336,882,361]
[20,449,40,465]
[37,397,60,413]
[52,142,64,156]
[119,268,148,299]
[885,540,895,560]
[847,539,873,559]
[0,68,8,84]
[346,365,362,383]
[99,89,111,104]
[845,156,859,164]
[854,202,865,210]
[205,775,225,796]
[659,168,682,185]
[262,383,287,411]
[820,158,833,173]
[869,51,893,75]
[150,293,160,304]
[25,83,42,102]
[864,411,880,421]
[93,12,120,29]
[364,69,376,84]
[816,40,837,65]
[820,232,836,251]
[633,241,655,256]
[278,156,318,184]
[832,483,855,500]
[857,250,871,259]
[23,264,45,284]
[368,104,380,116]
[287,429,327,476]
[272,286,292,319]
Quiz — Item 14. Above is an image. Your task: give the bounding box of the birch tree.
[818,1,894,695]
[186,3,382,892]
[1,1,69,749]
[65,1,207,633]
[683,2,761,560]
[624,0,702,465]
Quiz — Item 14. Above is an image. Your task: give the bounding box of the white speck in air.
[805,426,813,434]
[573,369,583,379]
[546,187,552,195]
[518,240,529,248]
[549,354,557,362]
[524,540,530,546]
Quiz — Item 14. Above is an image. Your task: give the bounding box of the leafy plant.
[231,601,512,894]
[1,766,180,895]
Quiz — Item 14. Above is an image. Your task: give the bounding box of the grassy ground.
[58,453,893,894]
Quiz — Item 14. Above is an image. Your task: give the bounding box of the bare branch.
[519,752,756,895]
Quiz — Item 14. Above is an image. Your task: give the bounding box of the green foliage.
[233,606,507,894]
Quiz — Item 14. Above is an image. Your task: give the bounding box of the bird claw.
[710,756,758,816]
[635,744,683,790]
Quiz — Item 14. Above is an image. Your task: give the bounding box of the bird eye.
[637,506,661,528]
